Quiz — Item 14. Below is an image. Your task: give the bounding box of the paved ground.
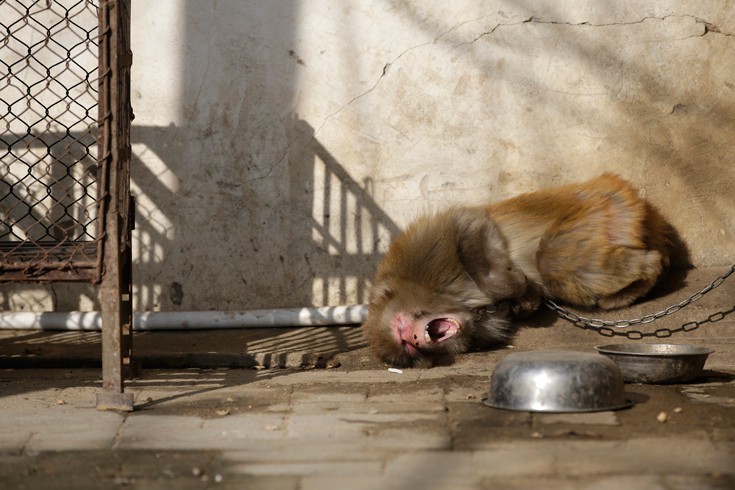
[1,267,734,489]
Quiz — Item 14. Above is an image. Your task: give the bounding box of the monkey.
[363,174,677,368]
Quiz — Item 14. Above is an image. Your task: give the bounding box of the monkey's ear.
[456,217,495,279]
[456,211,528,301]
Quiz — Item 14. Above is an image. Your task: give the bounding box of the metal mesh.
[1,0,101,279]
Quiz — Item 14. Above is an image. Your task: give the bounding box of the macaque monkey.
[363,174,676,367]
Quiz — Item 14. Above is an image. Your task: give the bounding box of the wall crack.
[454,17,534,47]
[702,21,734,37]
[248,144,292,182]
[313,13,730,137]
[315,40,434,135]
[463,14,732,44]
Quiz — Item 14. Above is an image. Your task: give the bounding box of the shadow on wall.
[129,119,399,312]
[124,1,401,312]
[0,123,400,313]
[285,117,401,307]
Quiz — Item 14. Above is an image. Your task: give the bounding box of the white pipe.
[0,305,369,331]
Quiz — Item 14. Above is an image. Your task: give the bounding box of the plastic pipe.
[0,305,368,331]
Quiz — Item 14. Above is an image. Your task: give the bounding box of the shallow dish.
[484,350,632,413]
[595,343,713,384]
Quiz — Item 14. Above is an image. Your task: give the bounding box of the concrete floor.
[1,267,734,489]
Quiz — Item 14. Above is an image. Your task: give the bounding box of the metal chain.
[473,302,502,322]
[545,264,735,338]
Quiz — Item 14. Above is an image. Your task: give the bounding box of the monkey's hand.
[510,281,542,319]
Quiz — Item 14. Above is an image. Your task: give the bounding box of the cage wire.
[1,0,102,279]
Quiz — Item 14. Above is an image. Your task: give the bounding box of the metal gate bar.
[96,0,133,411]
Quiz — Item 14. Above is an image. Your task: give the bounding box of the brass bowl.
[484,350,632,413]
[595,344,714,384]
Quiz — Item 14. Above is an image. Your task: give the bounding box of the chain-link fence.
[1,0,102,281]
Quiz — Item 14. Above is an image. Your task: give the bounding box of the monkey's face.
[363,278,474,367]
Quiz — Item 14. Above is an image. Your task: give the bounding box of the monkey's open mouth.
[425,318,460,344]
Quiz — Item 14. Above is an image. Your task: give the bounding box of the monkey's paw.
[511,282,542,319]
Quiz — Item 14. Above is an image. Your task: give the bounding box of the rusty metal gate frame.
[96,0,134,411]
[1,0,134,411]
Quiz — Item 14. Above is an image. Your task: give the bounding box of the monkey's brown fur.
[363,174,677,367]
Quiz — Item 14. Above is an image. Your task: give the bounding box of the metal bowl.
[595,343,714,384]
[484,350,632,413]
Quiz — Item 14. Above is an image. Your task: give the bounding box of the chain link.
[545,264,735,339]
[473,302,505,322]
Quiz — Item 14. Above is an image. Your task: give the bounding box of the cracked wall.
[7,0,733,313]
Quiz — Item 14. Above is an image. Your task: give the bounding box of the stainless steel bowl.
[484,350,632,413]
[595,343,714,384]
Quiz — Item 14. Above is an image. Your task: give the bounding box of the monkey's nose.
[400,329,426,349]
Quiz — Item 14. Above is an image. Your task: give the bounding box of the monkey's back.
[488,174,674,308]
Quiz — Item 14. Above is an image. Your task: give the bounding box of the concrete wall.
[4,1,735,313]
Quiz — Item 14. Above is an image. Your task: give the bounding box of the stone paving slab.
[0,371,733,488]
